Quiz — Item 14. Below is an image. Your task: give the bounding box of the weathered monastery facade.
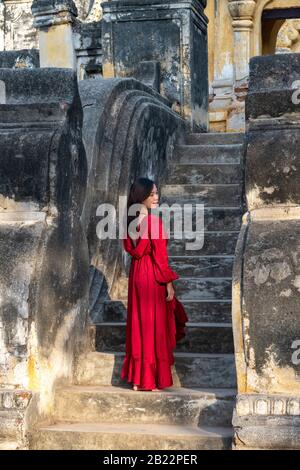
[1,0,300,131]
[0,0,300,450]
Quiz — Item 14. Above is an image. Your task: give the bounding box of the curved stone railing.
[0,68,89,443]
[0,69,185,447]
[79,77,186,323]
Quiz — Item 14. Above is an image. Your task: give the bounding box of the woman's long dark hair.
[126,177,156,233]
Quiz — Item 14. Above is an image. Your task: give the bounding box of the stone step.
[173,277,232,300]
[169,255,234,278]
[168,162,243,185]
[95,321,234,354]
[175,144,243,164]
[29,422,233,450]
[186,132,244,145]
[103,299,232,323]
[113,271,234,303]
[161,184,241,206]
[179,300,232,323]
[103,299,128,322]
[0,439,21,450]
[75,351,237,389]
[168,231,239,256]
[51,385,235,428]
[166,206,242,231]
[174,322,233,353]
[114,276,233,304]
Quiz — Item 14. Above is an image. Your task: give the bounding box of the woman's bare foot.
[133,385,147,391]
[133,385,160,391]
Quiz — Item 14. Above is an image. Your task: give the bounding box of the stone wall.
[73,20,102,80]
[0,63,185,448]
[0,0,38,50]
[0,67,89,447]
[232,53,300,450]
[0,48,39,67]
[0,1,103,52]
[30,0,208,124]
[101,0,208,131]
[30,0,103,78]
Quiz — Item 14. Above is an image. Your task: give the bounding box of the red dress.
[120,213,188,390]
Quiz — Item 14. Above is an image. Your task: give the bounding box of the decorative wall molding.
[237,394,300,417]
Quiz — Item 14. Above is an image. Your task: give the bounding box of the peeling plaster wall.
[0,219,45,389]
[74,0,104,21]
[0,68,89,447]
[243,220,300,393]
[76,0,93,20]
[242,54,300,393]
[0,1,38,51]
[232,53,300,450]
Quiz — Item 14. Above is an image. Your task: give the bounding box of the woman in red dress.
[120,177,188,391]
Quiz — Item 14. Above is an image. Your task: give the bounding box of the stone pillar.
[232,54,300,450]
[225,0,255,132]
[228,0,255,83]
[208,0,234,132]
[31,0,78,69]
[101,0,209,132]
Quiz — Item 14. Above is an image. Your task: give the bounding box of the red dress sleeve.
[149,214,179,284]
[123,216,150,259]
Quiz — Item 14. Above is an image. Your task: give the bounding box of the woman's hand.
[166,281,175,302]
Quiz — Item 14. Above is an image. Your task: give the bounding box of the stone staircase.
[29,132,245,450]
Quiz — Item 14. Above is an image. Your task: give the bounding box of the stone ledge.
[32,0,78,27]
[102,0,208,32]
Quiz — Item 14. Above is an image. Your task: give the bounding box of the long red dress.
[120,213,188,390]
